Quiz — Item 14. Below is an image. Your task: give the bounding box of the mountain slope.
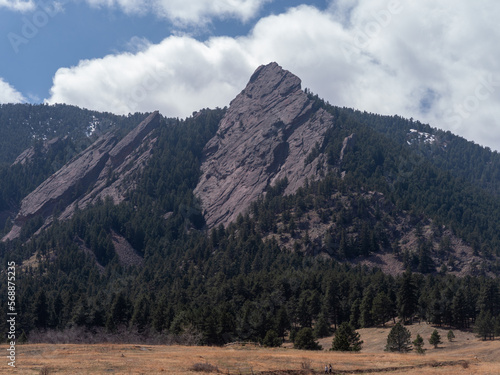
[0,103,144,165]
[2,112,161,241]
[0,63,499,346]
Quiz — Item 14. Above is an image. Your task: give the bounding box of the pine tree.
[478,281,500,317]
[451,289,468,328]
[429,287,443,326]
[349,298,361,329]
[323,284,340,329]
[412,334,425,354]
[397,270,418,324]
[371,291,393,326]
[385,322,412,353]
[331,322,363,352]
[314,313,331,338]
[359,286,375,328]
[130,295,151,333]
[294,327,322,350]
[33,290,49,329]
[475,311,494,341]
[263,329,281,347]
[495,316,500,338]
[18,330,28,344]
[429,329,442,348]
[275,308,290,341]
[447,330,455,342]
[106,292,130,332]
[417,241,434,274]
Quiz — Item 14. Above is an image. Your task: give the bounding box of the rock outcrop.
[3,111,160,241]
[194,62,334,228]
[12,136,68,166]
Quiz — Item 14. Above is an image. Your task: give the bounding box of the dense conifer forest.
[1,101,500,346]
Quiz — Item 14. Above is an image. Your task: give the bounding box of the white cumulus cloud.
[0,0,34,11]
[84,0,269,24]
[0,78,26,103]
[0,0,35,12]
[46,0,500,149]
[46,36,254,115]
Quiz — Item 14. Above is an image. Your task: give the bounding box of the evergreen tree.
[397,270,418,324]
[429,329,442,348]
[72,297,91,328]
[130,295,151,333]
[297,291,313,328]
[349,298,361,329]
[314,313,331,338]
[275,308,291,341]
[447,330,455,342]
[412,334,425,354]
[152,296,171,333]
[417,241,434,274]
[385,323,412,353]
[263,329,281,347]
[331,322,363,352]
[478,281,500,317]
[18,330,28,344]
[371,291,393,326]
[428,287,443,326]
[294,327,322,350]
[359,286,375,328]
[495,316,500,338]
[451,289,468,328]
[475,311,494,341]
[33,290,49,330]
[324,284,340,329]
[106,292,130,332]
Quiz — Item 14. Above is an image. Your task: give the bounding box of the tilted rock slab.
[194,62,334,228]
[3,111,160,241]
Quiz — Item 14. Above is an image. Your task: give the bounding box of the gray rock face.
[194,62,334,228]
[3,111,160,241]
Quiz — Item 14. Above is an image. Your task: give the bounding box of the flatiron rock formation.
[3,111,160,241]
[194,62,334,228]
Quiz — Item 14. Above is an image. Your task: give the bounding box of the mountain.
[0,63,499,345]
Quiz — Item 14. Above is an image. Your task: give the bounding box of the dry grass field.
[3,324,499,374]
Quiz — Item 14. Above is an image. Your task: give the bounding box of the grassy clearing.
[4,325,500,374]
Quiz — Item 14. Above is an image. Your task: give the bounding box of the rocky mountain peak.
[194,62,334,228]
[246,62,301,99]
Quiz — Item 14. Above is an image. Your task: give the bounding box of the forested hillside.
[0,103,145,165]
[0,104,148,224]
[1,65,500,346]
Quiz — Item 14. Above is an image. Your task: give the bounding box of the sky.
[1,0,500,150]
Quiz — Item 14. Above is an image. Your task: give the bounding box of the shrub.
[190,362,220,373]
[300,358,312,369]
